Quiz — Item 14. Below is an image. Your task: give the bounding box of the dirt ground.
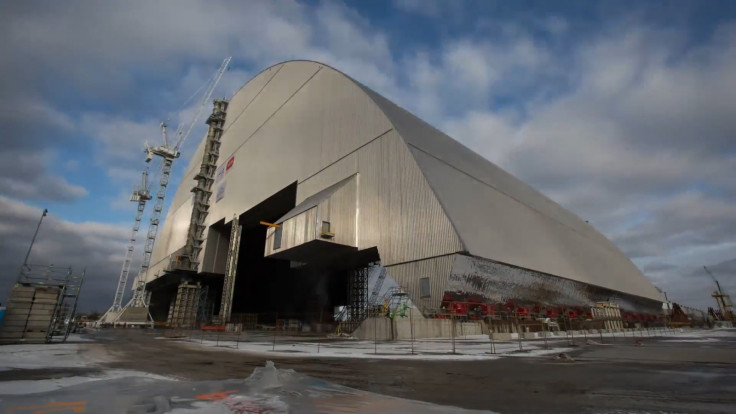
[88,328,736,413]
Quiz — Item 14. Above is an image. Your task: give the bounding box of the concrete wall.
[352,317,393,341]
[0,286,59,344]
[353,316,484,340]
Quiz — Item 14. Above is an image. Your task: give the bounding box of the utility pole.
[20,208,48,276]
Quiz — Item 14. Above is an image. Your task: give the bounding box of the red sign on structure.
[451,302,468,315]
[226,156,235,171]
[479,304,494,316]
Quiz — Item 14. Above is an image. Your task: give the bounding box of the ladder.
[217,215,242,324]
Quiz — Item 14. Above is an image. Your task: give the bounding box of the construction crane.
[97,172,152,325]
[703,266,734,322]
[120,57,232,319]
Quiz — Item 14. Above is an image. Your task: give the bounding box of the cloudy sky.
[0,0,734,313]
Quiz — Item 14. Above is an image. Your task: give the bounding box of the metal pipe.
[451,314,456,354]
[409,306,415,355]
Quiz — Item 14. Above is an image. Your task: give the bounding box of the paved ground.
[1,328,735,413]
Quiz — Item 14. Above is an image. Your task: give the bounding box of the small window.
[420,277,431,298]
[273,226,282,250]
[320,221,334,238]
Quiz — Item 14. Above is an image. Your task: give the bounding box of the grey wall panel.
[412,148,663,301]
[386,255,456,312]
[319,175,357,247]
[217,62,317,165]
[147,194,193,279]
[209,62,391,226]
[150,60,658,307]
[222,63,284,136]
[359,81,662,302]
[154,61,392,278]
[297,153,358,205]
[369,131,463,265]
[201,226,228,274]
[265,207,318,256]
[147,66,287,281]
[359,85,607,246]
[266,175,359,256]
[288,130,463,266]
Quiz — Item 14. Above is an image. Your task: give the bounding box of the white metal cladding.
[357,86,609,246]
[266,207,318,255]
[201,226,229,274]
[211,61,392,225]
[357,84,663,302]
[290,130,463,266]
[317,175,357,248]
[409,147,662,301]
[264,175,359,257]
[148,61,391,281]
[149,60,661,305]
[385,254,456,312]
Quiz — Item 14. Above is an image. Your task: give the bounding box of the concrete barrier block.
[491,332,512,341]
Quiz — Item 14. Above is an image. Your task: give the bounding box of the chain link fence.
[152,310,690,358]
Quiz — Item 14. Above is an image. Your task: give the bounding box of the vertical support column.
[347,266,369,331]
[218,216,242,324]
[168,282,202,328]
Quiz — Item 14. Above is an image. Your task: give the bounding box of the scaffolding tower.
[173,100,229,272]
[336,265,371,333]
[0,265,85,344]
[167,282,202,328]
[48,268,85,342]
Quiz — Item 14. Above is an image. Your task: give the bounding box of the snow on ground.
[180,335,575,360]
[0,361,496,413]
[0,370,171,395]
[659,327,736,342]
[0,343,91,371]
[65,333,95,342]
[176,327,735,361]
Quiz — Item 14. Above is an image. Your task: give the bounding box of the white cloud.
[0,1,733,312]
[0,151,88,201]
[0,196,132,312]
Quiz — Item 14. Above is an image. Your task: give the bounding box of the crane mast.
[131,153,177,306]
[97,172,152,325]
[703,265,734,322]
[118,57,232,322]
[114,172,152,309]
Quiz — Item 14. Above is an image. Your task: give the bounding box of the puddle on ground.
[0,361,496,413]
